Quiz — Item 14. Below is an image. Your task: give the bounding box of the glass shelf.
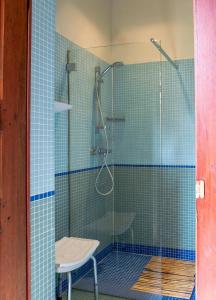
[106,116,125,122]
[54,101,72,113]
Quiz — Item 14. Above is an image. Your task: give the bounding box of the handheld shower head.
[100,61,124,78]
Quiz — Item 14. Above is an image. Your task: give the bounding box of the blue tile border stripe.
[190,287,196,300]
[55,164,196,177]
[30,191,55,202]
[114,164,196,169]
[55,166,102,177]
[113,243,196,261]
[55,171,70,177]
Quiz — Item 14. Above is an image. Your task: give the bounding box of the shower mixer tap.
[90,147,112,156]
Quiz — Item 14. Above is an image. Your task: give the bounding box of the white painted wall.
[56,0,194,64]
[111,0,194,63]
[56,0,112,62]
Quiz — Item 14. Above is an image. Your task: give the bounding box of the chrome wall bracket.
[66,63,76,73]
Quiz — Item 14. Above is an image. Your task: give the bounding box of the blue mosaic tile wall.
[54,33,114,248]
[113,59,195,252]
[54,33,115,296]
[30,0,56,299]
[114,166,195,251]
[113,60,195,165]
[30,1,195,298]
[55,32,113,174]
[54,36,195,298]
[55,43,195,253]
[55,34,195,292]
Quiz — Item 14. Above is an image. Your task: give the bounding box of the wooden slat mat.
[132,257,195,299]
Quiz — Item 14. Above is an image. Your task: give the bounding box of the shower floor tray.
[74,251,195,300]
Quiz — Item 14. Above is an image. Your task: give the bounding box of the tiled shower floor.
[63,290,127,300]
[74,251,195,300]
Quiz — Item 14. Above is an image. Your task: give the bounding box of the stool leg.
[67,272,72,300]
[91,256,99,300]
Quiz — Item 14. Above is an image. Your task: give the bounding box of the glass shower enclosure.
[54,37,195,299]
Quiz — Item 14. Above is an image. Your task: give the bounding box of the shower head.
[112,61,124,67]
[101,61,124,77]
[150,37,178,70]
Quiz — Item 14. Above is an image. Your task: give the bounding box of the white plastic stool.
[55,237,100,300]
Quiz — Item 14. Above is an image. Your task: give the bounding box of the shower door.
[112,42,163,253]
[78,40,196,299]
[159,53,196,259]
[111,41,196,299]
[112,42,195,262]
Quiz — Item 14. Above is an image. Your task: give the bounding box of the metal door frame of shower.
[0,0,31,299]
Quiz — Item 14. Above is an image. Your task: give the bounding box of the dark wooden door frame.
[195,0,216,299]
[0,0,31,299]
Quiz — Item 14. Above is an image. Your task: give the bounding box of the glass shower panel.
[54,37,115,296]
[80,41,195,299]
[55,36,195,299]
[160,54,196,257]
[87,41,163,256]
[111,42,162,253]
